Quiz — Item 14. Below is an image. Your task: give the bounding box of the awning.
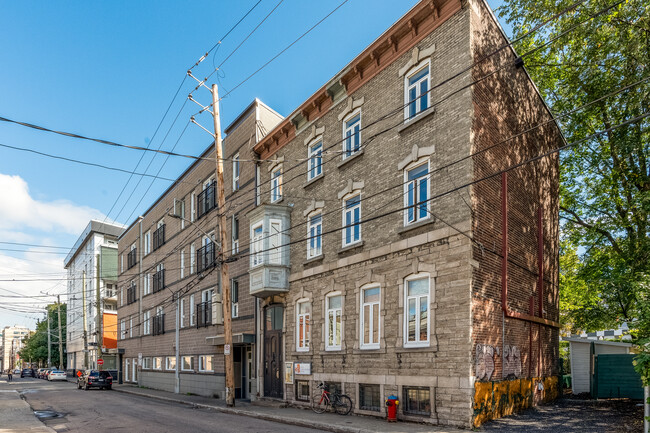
[206,333,255,346]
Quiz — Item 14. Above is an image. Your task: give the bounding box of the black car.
[20,368,34,378]
[77,370,112,390]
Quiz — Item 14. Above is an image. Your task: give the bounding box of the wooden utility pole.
[82,270,88,369]
[57,295,63,370]
[96,254,103,369]
[211,83,235,407]
[47,311,51,367]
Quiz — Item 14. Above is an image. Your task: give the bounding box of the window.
[405,64,430,120]
[142,357,152,369]
[403,386,431,415]
[199,355,213,372]
[175,199,185,230]
[343,112,361,158]
[121,254,124,273]
[153,263,165,293]
[144,231,151,255]
[360,286,380,349]
[343,194,361,246]
[125,358,129,380]
[359,384,381,412]
[308,141,322,180]
[143,273,151,296]
[326,294,342,350]
[231,279,239,318]
[166,357,176,370]
[404,162,430,225]
[296,301,311,352]
[153,357,162,370]
[180,298,185,328]
[233,153,240,190]
[307,212,322,259]
[251,223,263,267]
[180,250,185,279]
[120,287,124,306]
[190,294,196,326]
[271,166,282,203]
[190,242,196,274]
[269,219,282,264]
[129,317,133,338]
[191,192,196,222]
[232,216,239,254]
[143,310,151,335]
[296,380,310,402]
[181,356,193,371]
[325,382,342,396]
[120,319,126,339]
[404,275,430,347]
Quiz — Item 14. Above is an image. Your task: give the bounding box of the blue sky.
[0,0,510,328]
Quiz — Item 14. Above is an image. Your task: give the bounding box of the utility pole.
[57,295,63,371]
[211,84,235,407]
[47,311,51,367]
[82,270,88,370]
[96,254,103,369]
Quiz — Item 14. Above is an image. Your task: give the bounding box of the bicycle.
[311,382,352,415]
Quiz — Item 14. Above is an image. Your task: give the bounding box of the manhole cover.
[34,410,63,419]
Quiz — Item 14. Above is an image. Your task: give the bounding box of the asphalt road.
[8,377,327,433]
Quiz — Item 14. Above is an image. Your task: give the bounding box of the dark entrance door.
[264,305,283,398]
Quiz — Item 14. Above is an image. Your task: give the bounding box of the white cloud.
[0,173,106,234]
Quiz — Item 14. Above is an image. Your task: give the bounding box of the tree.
[499,0,649,335]
[19,303,66,367]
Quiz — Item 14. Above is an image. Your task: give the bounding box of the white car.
[13,369,20,375]
[48,370,67,381]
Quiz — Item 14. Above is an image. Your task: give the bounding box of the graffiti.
[475,344,498,380]
[503,345,522,378]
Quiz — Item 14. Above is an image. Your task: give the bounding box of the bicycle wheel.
[335,394,352,415]
[312,393,330,414]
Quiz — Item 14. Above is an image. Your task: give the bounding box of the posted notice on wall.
[284,362,294,384]
[294,362,311,375]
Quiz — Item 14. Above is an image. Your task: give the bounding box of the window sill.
[303,173,324,189]
[338,241,364,255]
[337,149,364,169]
[397,107,436,134]
[396,218,435,235]
[398,344,432,352]
[271,197,284,204]
[304,254,324,265]
[353,347,386,355]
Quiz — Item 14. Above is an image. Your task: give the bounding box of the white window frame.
[232,153,240,191]
[199,355,213,372]
[404,61,431,121]
[142,357,152,369]
[325,293,342,351]
[143,310,151,335]
[125,358,129,380]
[232,215,239,254]
[144,231,151,255]
[181,355,193,371]
[120,287,124,306]
[153,356,163,370]
[307,211,322,259]
[180,250,185,279]
[180,297,186,328]
[360,285,381,350]
[190,242,196,274]
[271,165,283,203]
[190,294,195,326]
[251,222,263,267]
[120,254,124,273]
[308,140,323,180]
[342,192,362,247]
[143,273,151,296]
[120,319,126,339]
[269,219,282,265]
[404,160,431,226]
[166,356,176,371]
[129,316,133,338]
[191,192,196,222]
[231,279,239,318]
[343,110,361,159]
[296,299,311,352]
[132,359,137,382]
[403,274,431,348]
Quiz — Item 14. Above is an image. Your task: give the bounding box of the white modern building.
[64,220,124,373]
[1,325,31,371]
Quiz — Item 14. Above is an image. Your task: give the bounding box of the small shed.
[563,337,632,395]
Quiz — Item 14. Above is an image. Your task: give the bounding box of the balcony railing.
[153,269,165,293]
[152,314,165,336]
[127,284,137,305]
[197,183,216,219]
[127,248,137,269]
[197,243,215,273]
[153,224,166,251]
[196,301,212,328]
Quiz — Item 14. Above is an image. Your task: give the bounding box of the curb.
[114,387,374,433]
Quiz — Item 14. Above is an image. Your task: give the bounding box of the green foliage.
[19,303,66,367]
[500,0,650,336]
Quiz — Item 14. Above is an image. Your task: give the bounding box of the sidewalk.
[0,389,55,433]
[113,384,456,433]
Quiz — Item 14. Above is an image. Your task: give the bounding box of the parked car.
[48,370,67,381]
[44,369,55,380]
[77,370,112,390]
[20,368,34,378]
[13,369,21,375]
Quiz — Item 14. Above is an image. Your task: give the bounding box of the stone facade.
[248,0,560,428]
[117,99,282,398]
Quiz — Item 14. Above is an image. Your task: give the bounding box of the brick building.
[248,0,561,427]
[117,99,282,398]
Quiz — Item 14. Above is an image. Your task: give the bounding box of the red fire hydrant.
[385,395,399,422]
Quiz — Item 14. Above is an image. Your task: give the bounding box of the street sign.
[97,359,104,365]
[224,344,230,355]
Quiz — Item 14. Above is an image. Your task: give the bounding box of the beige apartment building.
[249,0,561,428]
[117,99,282,398]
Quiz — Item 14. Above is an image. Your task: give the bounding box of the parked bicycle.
[311,382,352,415]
